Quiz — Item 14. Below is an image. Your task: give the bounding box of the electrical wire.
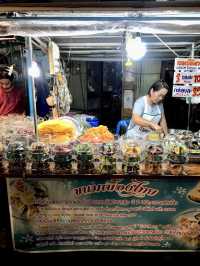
[153,33,180,57]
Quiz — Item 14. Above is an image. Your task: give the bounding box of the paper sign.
[173,72,193,84]
[7,177,200,252]
[173,58,200,97]
[175,58,200,72]
[124,90,133,109]
[174,73,200,85]
[172,85,192,97]
[192,86,200,97]
[193,75,200,83]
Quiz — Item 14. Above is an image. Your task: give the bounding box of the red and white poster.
[174,58,200,72]
[173,58,200,97]
[192,86,200,97]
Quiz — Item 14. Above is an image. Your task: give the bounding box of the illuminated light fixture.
[28,61,40,78]
[125,58,133,67]
[126,32,146,61]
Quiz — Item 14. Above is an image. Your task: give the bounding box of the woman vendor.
[126,79,169,140]
[0,66,25,116]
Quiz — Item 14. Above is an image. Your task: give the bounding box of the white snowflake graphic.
[161,241,171,248]
[20,234,34,243]
[173,186,187,198]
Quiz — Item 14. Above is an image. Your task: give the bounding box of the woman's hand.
[150,122,162,132]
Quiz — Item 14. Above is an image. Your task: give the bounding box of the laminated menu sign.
[173,58,200,97]
[7,178,200,252]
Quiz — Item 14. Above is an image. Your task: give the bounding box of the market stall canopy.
[1,10,200,60]
[2,11,200,36]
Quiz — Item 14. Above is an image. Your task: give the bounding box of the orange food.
[79,125,114,143]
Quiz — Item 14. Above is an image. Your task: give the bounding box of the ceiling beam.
[0,1,200,12]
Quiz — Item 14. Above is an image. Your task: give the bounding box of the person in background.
[34,77,51,118]
[0,65,25,116]
[126,79,169,140]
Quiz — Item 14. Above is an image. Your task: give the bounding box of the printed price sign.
[174,73,193,84]
[173,58,200,97]
[172,85,192,97]
[192,86,200,97]
[174,58,200,72]
[193,75,200,83]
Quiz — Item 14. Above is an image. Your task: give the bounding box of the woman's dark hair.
[0,66,14,82]
[148,79,169,95]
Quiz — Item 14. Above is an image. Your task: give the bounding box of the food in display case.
[188,139,200,152]
[165,141,188,175]
[146,131,161,142]
[38,119,78,144]
[188,138,200,163]
[0,114,199,176]
[75,143,94,174]
[26,142,50,175]
[145,144,164,163]
[51,144,73,174]
[141,142,164,175]
[5,141,27,176]
[177,130,193,143]
[99,142,119,175]
[122,140,142,175]
[168,144,188,163]
[79,125,114,143]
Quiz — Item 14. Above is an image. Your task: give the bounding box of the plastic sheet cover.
[1,10,200,36]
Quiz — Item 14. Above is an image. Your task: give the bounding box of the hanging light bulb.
[125,58,133,67]
[126,32,146,61]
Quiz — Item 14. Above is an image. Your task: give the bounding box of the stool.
[115,119,130,136]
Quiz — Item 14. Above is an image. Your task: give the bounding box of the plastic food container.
[122,140,142,175]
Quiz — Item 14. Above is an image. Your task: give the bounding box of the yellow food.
[146,132,161,141]
[79,125,114,143]
[38,119,77,144]
[173,145,187,155]
[125,146,141,155]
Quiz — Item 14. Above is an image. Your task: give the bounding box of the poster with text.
[173,58,200,98]
[7,177,200,252]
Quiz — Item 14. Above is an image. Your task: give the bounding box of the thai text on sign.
[192,86,200,97]
[173,58,200,97]
[172,85,192,97]
[174,58,200,72]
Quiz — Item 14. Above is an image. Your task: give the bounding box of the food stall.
[0,6,199,253]
[1,115,199,252]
